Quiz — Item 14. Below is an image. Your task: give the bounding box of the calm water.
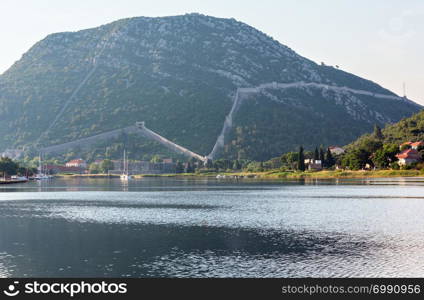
[1,177,424,278]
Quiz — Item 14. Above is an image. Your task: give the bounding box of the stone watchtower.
[135,121,146,129]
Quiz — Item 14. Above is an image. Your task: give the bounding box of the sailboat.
[120,150,132,181]
[34,154,51,180]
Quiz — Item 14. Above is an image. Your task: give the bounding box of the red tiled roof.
[396,149,421,159]
[67,159,85,164]
[411,141,424,147]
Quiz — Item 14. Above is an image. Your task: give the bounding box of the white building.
[65,159,87,168]
[329,146,345,155]
[304,159,322,170]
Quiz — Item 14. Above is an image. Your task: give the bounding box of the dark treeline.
[180,145,337,173]
[340,125,424,170]
[0,157,37,178]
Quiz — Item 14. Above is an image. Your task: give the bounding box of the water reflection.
[0,177,423,277]
[0,217,381,277]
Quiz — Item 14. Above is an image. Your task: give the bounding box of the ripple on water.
[2,180,424,277]
[143,240,424,278]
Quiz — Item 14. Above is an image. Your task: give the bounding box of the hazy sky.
[1,0,423,104]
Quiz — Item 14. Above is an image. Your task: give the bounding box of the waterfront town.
[1,138,423,184]
[45,157,178,175]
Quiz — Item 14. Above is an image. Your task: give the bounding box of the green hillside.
[341,110,424,170]
[0,14,421,161]
[347,110,424,149]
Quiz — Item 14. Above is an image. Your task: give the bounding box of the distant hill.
[381,110,424,144]
[338,109,424,170]
[346,110,424,149]
[0,13,421,161]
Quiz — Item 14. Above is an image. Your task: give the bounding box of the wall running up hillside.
[41,81,417,161]
[207,81,416,159]
[42,122,207,162]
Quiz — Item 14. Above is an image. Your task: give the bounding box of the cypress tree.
[325,148,335,168]
[298,146,306,171]
[186,162,194,173]
[319,146,325,163]
[314,147,319,161]
[374,124,384,140]
[206,159,213,169]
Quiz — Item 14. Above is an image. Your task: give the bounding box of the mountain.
[339,110,423,170]
[0,13,421,161]
[357,110,424,146]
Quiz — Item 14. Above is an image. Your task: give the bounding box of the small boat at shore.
[34,174,52,180]
[34,154,52,180]
[120,150,132,181]
[11,175,29,181]
[120,174,132,181]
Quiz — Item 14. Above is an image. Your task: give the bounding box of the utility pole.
[403,82,407,98]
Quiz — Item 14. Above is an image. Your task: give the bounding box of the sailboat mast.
[123,150,126,174]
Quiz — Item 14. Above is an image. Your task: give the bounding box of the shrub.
[389,162,400,170]
[415,163,424,170]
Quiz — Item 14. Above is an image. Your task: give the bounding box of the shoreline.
[248,169,424,179]
[53,169,424,180]
[0,179,29,184]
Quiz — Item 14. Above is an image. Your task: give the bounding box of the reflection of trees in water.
[0,215,375,277]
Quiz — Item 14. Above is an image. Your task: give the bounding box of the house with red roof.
[396,149,422,166]
[65,159,87,169]
[411,141,424,150]
[400,141,424,150]
[328,146,345,155]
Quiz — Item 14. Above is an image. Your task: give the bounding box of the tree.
[372,144,399,168]
[232,160,241,170]
[281,152,298,170]
[319,146,325,163]
[150,155,162,163]
[361,137,383,154]
[100,159,114,173]
[185,162,195,173]
[266,157,282,169]
[89,163,100,174]
[373,124,384,140]
[418,145,424,161]
[17,166,28,176]
[176,161,184,173]
[325,148,335,168]
[314,147,319,161]
[0,157,19,177]
[400,143,411,151]
[244,161,263,172]
[297,146,306,171]
[205,159,213,169]
[213,159,232,170]
[341,148,370,170]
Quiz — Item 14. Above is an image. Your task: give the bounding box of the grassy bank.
[55,174,120,178]
[232,169,424,179]
[54,173,205,178]
[54,169,424,180]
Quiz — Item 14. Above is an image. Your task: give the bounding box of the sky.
[0,0,423,104]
